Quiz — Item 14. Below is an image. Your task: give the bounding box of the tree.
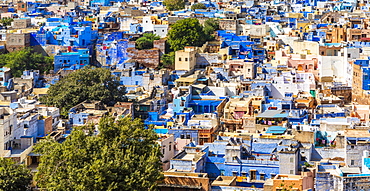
[136,37,153,50]
[143,33,161,41]
[40,67,126,117]
[160,51,175,69]
[135,33,160,50]
[0,48,53,77]
[191,3,207,10]
[0,17,13,26]
[163,0,185,11]
[34,116,163,190]
[203,18,219,40]
[168,18,208,51]
[0,157,32,191]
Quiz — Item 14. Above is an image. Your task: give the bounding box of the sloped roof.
[252,142,278,154]
[266,126,286,134]
[257,110,288,118]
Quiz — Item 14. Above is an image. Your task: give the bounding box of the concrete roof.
[175,78,197,83]
[340,167,361,174]
[257,110,288,118]
[345,129,370,138]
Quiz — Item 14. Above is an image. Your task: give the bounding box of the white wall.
[158,135,175,171]
[153,25,168,38]
[141,16,154,32]
[318,55,347,84]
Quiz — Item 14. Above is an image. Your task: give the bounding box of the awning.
[266,126,287,134]
[257,110,288,118]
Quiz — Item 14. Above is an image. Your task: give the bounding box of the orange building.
[264,171,315,191]
[159,172,210,191]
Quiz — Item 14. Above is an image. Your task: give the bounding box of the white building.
[271,71,315,99]
[157,134,175,171]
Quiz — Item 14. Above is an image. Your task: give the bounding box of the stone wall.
[127,48,160,68]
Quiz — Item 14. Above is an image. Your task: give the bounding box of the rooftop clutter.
[1,0,370,190]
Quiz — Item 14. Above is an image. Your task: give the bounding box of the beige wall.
[292,40,319,55]
[241,24,270,37]
[158,135,175,171]
[175,47,197,71]
[272,172,315,191]
[243,62,254,79]
[6,33,30,46]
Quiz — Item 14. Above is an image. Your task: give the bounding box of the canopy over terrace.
[256,110,288,126]
[265,126,287,134]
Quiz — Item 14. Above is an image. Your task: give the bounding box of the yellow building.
[175,77,197,87]
[264,172,315,191]
[175,46,197,71]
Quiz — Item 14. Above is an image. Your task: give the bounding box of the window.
[271,173,276,179]
[351,160,355,165]
[185,58,188,61]
[169,143,171,151]
[179,57,181,61]
[290,157,293,162]
[250,171,256,180]
[241,172,247,177]
[290,170,294,174]
[232,171,237,176]
[348,54,351,58]
[162,148,165,154]
[260,173,265,180]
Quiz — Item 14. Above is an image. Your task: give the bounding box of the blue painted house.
[54,48,90,72]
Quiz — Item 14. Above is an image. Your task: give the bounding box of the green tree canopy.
[135,33,160,50]
[143,33,161,41]
[163,0,185,11]
[0,17,13,26]
[40,67,125,117]
[168,18,208,51]
[0,48,53,77]
[160,51,175,69]
[34,116,163,190]
[0,157,32,191]
[203,18,220,39]
[136,37,152,50]
[191,3,207,10]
